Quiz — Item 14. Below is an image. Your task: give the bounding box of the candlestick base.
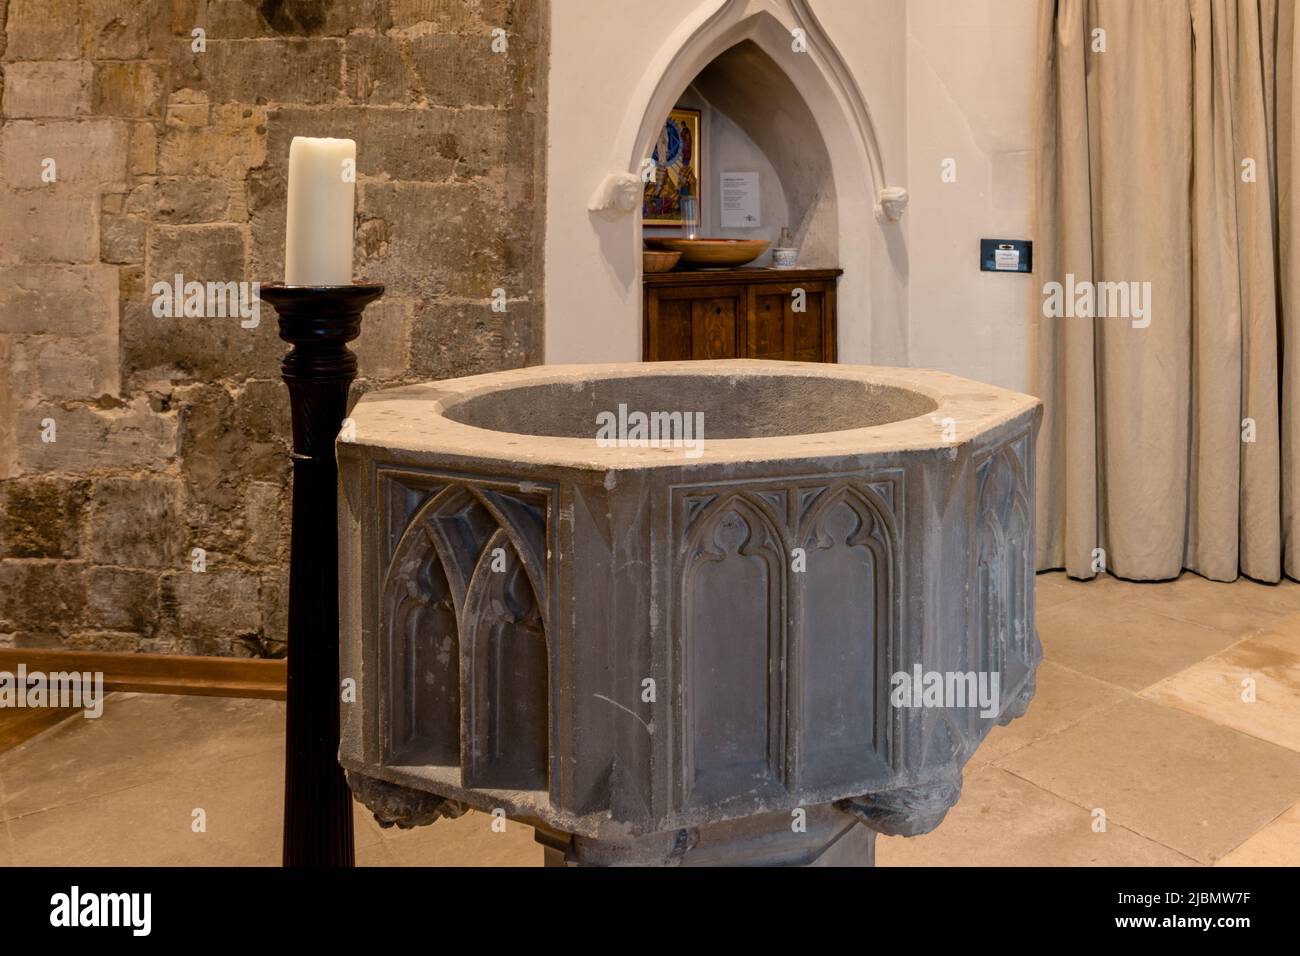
[261,282,384,868]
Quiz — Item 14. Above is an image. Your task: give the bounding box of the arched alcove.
[639,40,839,268]
[613,1,901,219]
[574,0,907,365]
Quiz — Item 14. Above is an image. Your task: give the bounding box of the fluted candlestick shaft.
[263,282,384,868]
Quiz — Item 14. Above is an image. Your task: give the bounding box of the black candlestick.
[262,282,384,867]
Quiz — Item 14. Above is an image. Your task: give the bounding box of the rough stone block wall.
[0,0,548,656]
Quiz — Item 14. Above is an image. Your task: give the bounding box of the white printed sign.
[721,172,760,228]
[994,245,1020,270]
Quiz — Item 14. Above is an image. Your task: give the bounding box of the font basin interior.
[440,372,939,439]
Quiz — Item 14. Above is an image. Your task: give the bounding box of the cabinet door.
[645,285,745,361]
[690,291,744,359]
[746,281,832,362]
[792,282,833,362]
[747,286,793,360]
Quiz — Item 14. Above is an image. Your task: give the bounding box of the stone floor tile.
[0,692,540,866]
[1096,573,1300,638]
[1140,622,1300,754]
[1214,803,1300,866]
[4,745,284,866]
[876,766,1196,866]
[1035,571,1091,611]
[1037,598,1238,690]
[996,697,1300,863]
[0,693,285,821]
[973,661,1130,765]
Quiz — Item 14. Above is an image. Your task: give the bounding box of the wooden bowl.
[645,237,769,268]
[642,250,682,273]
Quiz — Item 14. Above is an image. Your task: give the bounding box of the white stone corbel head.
[875,186,909,224]
[589,172,644,220]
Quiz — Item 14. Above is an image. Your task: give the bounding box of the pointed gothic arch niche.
[673,41,839,266]
[680,493,787,808]
[379,482,551,793]
[591,0,906,360]
[794,483,896,787]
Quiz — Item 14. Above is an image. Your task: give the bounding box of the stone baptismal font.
[338,360,1042,866]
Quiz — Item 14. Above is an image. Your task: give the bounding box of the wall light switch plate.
[980,239,1032,273]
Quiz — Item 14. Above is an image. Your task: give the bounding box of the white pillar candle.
[284,136,356,286]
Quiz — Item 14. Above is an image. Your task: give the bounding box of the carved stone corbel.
[836,767,962,837]
[875,186,909,223]
[588,171,644,220]
[998,670,1038,726]
[347,771,467,830]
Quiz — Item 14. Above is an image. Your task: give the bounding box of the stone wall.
[0,0,548,656]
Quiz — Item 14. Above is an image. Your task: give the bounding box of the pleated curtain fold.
[1034,0,1300,582]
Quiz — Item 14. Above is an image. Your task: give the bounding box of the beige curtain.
[1034,0,1300,582]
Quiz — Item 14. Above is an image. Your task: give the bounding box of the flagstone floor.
[2,571,1299,867]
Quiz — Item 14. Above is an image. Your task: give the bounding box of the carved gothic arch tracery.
[379,477,551,792]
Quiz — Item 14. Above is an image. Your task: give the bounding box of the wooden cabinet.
[643,267,841,363]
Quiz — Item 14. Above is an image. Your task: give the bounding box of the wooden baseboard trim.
[0,649,287,701]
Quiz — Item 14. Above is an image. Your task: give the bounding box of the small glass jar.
[774,225,798,269]
[680,194,699,240]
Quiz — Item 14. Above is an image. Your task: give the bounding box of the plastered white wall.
[545,0,705,364]
[904,0,1037,392]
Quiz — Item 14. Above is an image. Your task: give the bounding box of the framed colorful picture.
[642,107,702,226]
